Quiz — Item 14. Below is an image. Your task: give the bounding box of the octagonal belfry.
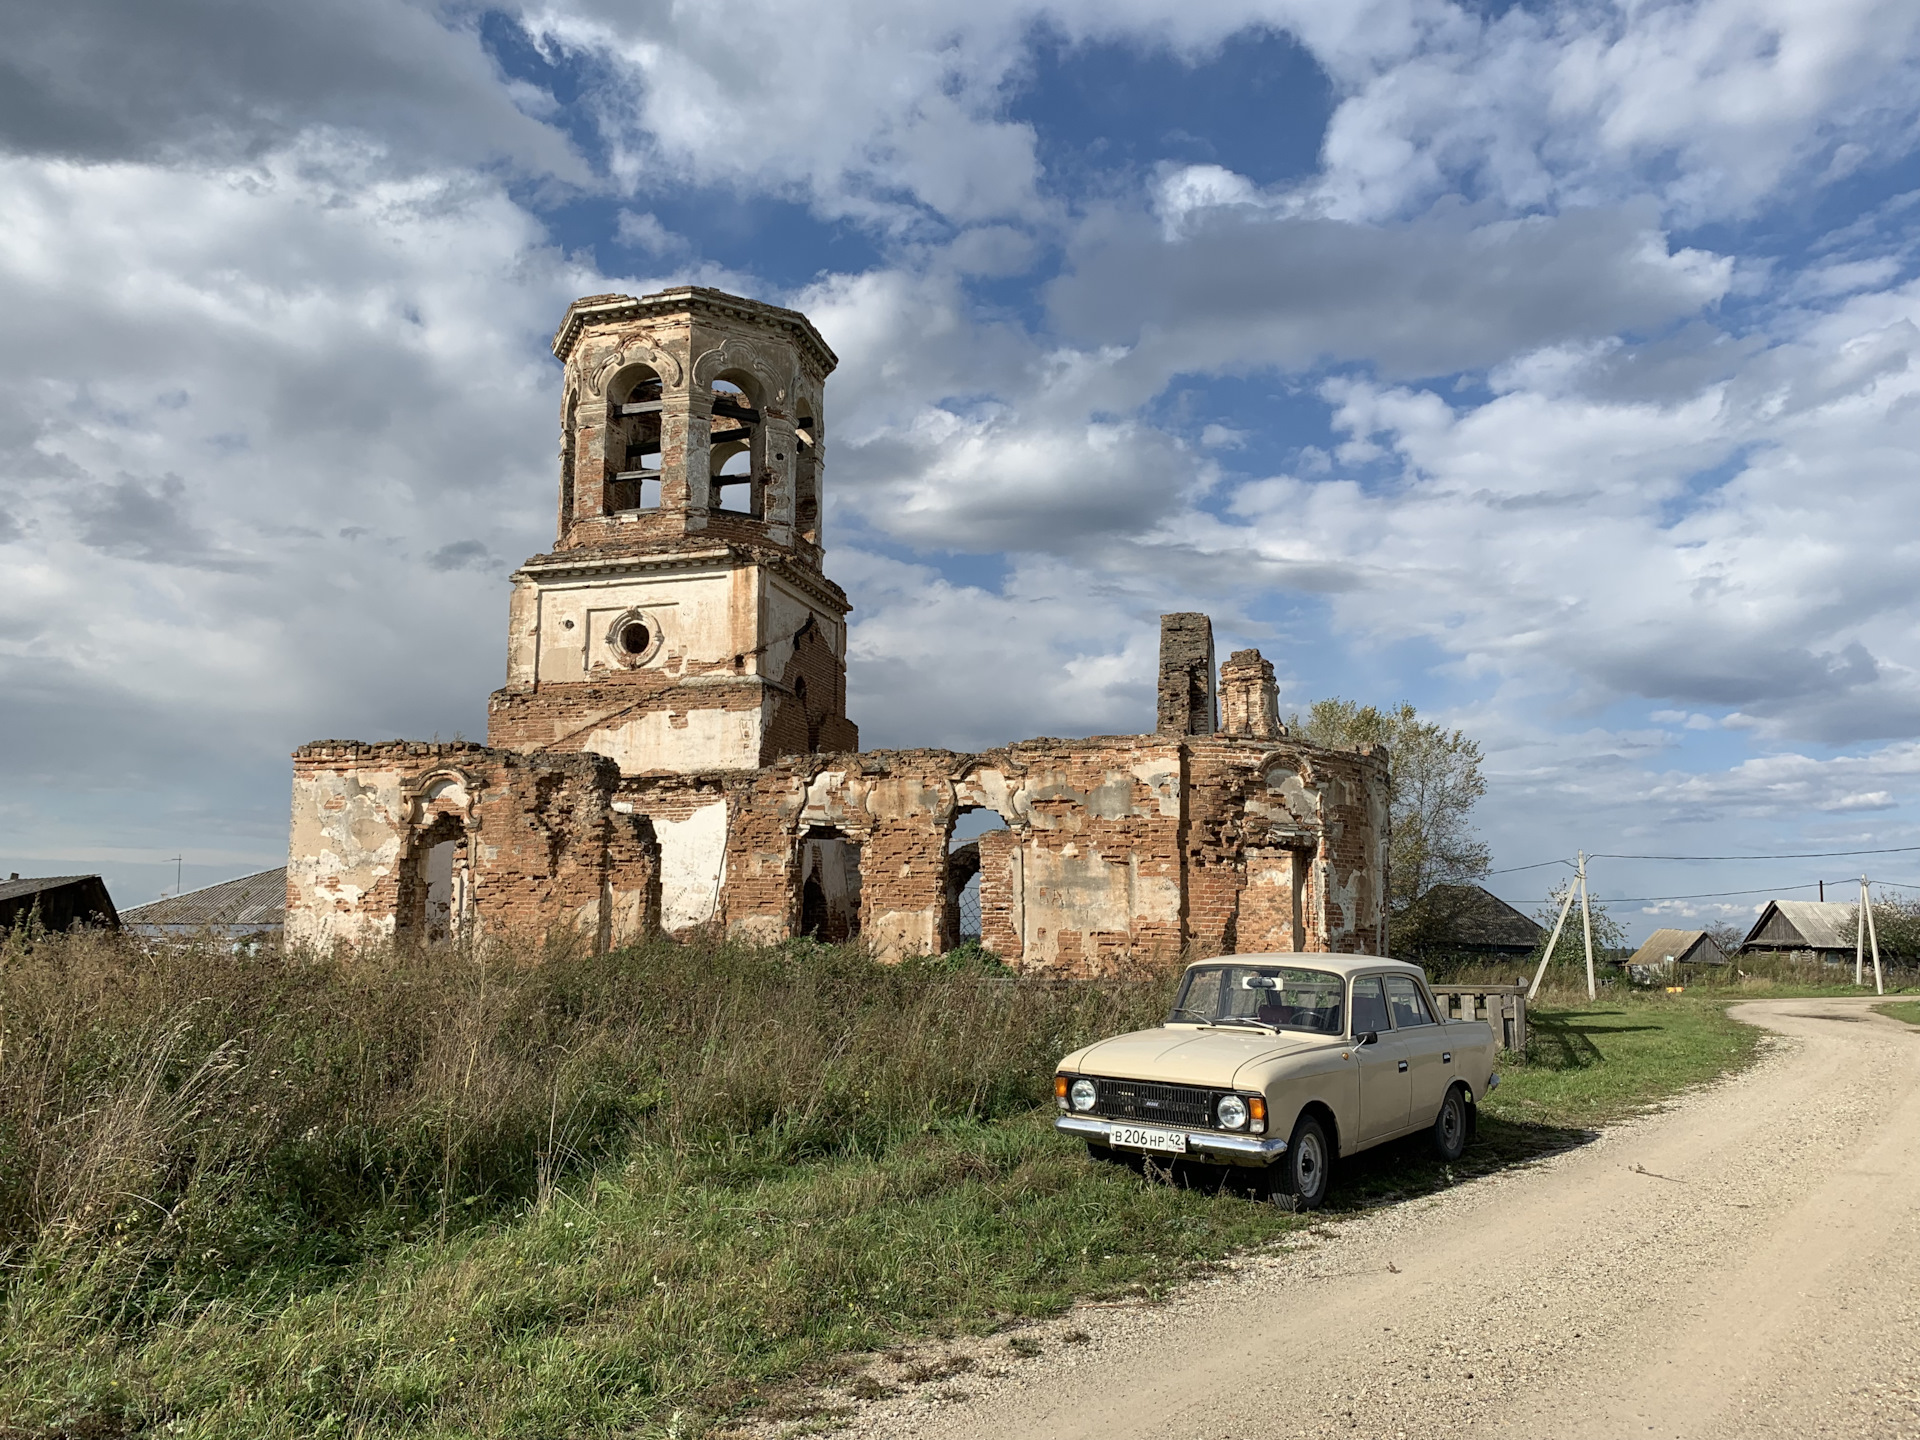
[487,288,857,775]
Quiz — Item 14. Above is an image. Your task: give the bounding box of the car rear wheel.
[1431,1083,1470,1163]
[1269,1114,1331,1210]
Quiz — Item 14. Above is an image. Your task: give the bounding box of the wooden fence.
[1431,983,1529,1053]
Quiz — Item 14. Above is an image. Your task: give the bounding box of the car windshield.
[1168,964,1346,1035]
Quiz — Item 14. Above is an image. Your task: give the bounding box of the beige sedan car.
[1054,954,1499,1209]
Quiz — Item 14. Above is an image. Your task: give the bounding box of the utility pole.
[166,854,183,897]
[1529,858,1584,1002]
[1577,850,1597,1000]
[1856,875,1867,987]
[1864,877,1884,996]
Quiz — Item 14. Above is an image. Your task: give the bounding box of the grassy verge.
[1874,999,1920,1027]
[0,936,1765,1439]
[1329,992,1763,1209]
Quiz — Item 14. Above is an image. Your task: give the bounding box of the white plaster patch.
[655,799,730,930]
[1130,759,1183,817]
[585,709,760,774]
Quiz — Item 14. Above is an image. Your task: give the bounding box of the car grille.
[1089,1077,1219,1130]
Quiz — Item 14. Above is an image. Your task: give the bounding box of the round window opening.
[606,609,664,668]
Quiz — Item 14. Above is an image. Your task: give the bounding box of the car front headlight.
[1069,1078,1098,1112]
[1217,1094,1249,1130]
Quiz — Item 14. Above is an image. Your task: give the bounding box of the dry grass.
[0,927,1226,1437]
[0,927,1792,1438]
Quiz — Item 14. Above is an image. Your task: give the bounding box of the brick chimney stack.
[1156,613,1217,736]
[1219,649,1284,740]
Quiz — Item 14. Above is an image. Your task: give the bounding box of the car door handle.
[1397,1060,1409,1072]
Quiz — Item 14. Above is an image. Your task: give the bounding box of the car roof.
[1182,952,1426,979]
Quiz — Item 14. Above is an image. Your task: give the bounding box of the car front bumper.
[1055,1113,1289,1163]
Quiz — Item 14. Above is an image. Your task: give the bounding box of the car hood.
[1068,1026,1336,1088]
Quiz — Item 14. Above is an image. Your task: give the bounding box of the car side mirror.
[1356,1030,1378,1046]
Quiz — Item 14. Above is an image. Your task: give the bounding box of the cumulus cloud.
[0,0,584,178]
[6,0,1920,939]
[1048,195,1733,386]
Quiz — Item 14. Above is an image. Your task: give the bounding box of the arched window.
[608,369,664,512]
[794,408,820,541]
[709,376,761,516]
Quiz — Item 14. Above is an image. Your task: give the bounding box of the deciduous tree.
[1294,699,1490,915]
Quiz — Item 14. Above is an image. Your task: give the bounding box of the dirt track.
[835,997,1920,1440]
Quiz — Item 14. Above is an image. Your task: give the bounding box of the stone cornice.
[551,287,838,376]
[512,544,852,615]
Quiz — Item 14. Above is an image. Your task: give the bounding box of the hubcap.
[1297,1133,1324,1193]
[1443,1098,1461,1145]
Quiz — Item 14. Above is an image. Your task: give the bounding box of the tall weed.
[0,929,1173,1324]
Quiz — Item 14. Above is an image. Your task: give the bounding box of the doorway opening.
[398,813,466,944]
[945,807,1010,951]
[797,825,861,942]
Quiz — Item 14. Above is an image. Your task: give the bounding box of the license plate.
[1108,1124,1188,1153]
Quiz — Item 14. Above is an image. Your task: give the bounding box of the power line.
[1485,858,1576,875]
[1590,844,1920,862]
[1517,881,1824,905]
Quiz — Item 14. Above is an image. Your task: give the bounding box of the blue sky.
[5,0,1920,938]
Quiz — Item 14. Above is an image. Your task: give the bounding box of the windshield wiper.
[1205,1017,1278,1032]
[1167,1006,1211,1022]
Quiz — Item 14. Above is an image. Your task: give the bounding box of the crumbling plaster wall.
[286,730,1385,970]
[286,742,660,951]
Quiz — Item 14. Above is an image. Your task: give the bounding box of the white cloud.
[0,139,615,862]
[613,210,687,255]
[2,0,585,179]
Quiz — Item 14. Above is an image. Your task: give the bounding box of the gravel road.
[827,996,1920,1440]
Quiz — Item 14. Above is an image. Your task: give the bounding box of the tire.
[1269,1114,1332,1211]
[1431,1083,1470,1163]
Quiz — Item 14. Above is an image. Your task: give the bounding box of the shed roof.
[0,874,120,931]
[121,868,286,930]
[1741,900,1858,953]
[1624,929,1729,969]
[1,874,99,904]
[1401,884,1546,951]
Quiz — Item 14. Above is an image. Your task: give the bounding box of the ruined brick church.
[286,289,1388,970]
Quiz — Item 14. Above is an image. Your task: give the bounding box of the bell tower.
[487,288,858,773]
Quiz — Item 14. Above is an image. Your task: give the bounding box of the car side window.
[1350,976,1390,1036]
[1385,975,1434,1027]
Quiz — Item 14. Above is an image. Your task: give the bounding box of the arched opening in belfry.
[944,807,1011,952]
[794,407,820,542]
[796,824,860,942]
[608,368,664,513]
[709,375,761,516]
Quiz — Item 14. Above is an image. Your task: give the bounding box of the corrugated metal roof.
[121,867,286,929]
[0,874,100,904]
[1742,900,1858,952]
[1625,928,1728,969]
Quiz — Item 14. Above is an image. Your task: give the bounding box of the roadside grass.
[1874,999,1920,1027]
[1328,991,1763,1210]
[0,932,1771,1438]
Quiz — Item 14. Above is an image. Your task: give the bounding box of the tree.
[1294,699,1490,916]
[1705,920,1747,960]
[1530,879,1628,976]
[1848,894,1920,963]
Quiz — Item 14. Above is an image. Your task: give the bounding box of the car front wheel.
[1431,1083,1470,1163]
[1270,1114,1331,1210]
